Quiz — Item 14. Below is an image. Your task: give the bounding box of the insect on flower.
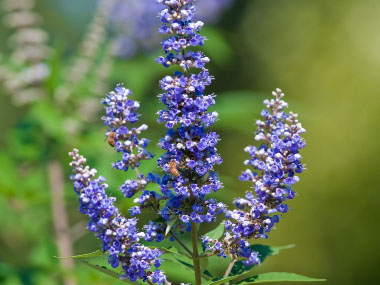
[169,160,180,178]
[67,1,314,284]
[107,131,116,147]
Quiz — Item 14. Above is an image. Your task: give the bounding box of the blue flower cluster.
[144,221,166,243]
[109,0,234,58]
[68,149,167,284]
[155,0,225,225]
[203,88,307,266]
[102,85,166,226]
[68,1,309,282]
[102,84,153,172]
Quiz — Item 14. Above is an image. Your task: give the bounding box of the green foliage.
[200,257,209,274]
[30,101,65,141]
[204,220,225,240]
[237,272,326,284]
[161,257,209,284]
[206,244,294,279]
[79,261,133,284]
[208,269,324,284]
[212,91,265,132]
[209,271,253,285]
[157,246,192,260]
[55,250,104,259]
[165,217,179,236]
[201,27,233,66]
[231,244,296,276]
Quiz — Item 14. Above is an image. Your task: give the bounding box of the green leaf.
[30,101,64,140]
[165,217,178,236]
[159,246,192,260]
[231,244,295,276]
[162,255,209,283]
[206,255,231,278]
[208,271,249,285]
[200,257,209,274]
[207,244,295,280]
[261,244,296,256]
[54,250,104,259]
[79,260,143,284]
[57,251,142,284]
[205,220,225,240]
[79,260,120,280]
[237,272,326,284]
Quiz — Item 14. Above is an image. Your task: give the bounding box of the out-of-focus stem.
[48,160,76,285]
[169,232,193,257]
[224,259,237,277]
[191,222,202,285]
[199,252,217,259]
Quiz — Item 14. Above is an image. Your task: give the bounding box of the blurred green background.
[0,0,379,284]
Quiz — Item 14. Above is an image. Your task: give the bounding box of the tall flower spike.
[102,84,152,172]
[156,0,225,225]
[0,0,50,105]
[203,89,307,266]
[102,84,162,217]
[110,0,234,58]
[68,149,167,284]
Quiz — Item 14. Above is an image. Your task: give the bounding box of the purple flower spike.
[202,88,307,266]
[156,0,225,225]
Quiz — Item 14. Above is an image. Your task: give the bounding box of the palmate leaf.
[231,244,295,275]
[237,272,326,284]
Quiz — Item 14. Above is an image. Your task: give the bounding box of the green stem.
[169,232,193,257]
[191,222,202,285]
[148,200,193,257]
[199,252,216,259]
[224,259,237,277]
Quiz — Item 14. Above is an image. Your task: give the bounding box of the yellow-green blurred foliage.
[0,0,379,284]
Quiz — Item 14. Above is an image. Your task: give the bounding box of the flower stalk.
[191,222,202,285]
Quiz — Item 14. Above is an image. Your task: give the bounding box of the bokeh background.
[0,0,379,284]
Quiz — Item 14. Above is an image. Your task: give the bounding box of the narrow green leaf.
[165,218,178,236]
[257,244,295,257]
[237,272,326,284]
[208,272,248,285]
[79,260,143,284]
[79,260,120,279]
[162,256,209,283]
[54,250,104,259]
[231,244,295,276]
[200,257,209,274]
[205,220,225,240]
[206,255,231,278]
[159,246,192,259]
